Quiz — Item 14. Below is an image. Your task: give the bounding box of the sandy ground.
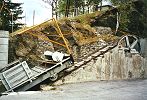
[0,79,147,100]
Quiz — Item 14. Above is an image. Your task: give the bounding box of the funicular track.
[1,45,116,93]
[0,34,139,94]
[0,16,140,93]
[53,34,140,84]
[14,44,116,92]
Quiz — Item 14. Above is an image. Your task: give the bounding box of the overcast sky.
[11,0,111,26]
[12,0,52,26]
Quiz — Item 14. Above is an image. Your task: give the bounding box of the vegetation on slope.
[9,0,147,64]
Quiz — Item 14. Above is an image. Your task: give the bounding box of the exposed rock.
[10,19,116,64]
[95,27,112,35]
[54,46,147,85]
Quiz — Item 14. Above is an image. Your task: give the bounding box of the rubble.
[95,27,113,35]
[40,85,57,91]
[9,9,119,64]
[0,1,146,92]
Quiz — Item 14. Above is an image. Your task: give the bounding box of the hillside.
[9,0,147,65]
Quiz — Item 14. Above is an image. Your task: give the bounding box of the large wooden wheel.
[118,35,140,53]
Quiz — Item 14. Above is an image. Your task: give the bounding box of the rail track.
[0,35,140,94]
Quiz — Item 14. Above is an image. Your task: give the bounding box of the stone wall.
[72,41,106,62]
[140,38,147,77]
[54,39,147,85]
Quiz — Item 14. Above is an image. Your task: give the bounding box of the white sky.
[12,0,52,26]
[11,0,111,26]
[102,0,112,6]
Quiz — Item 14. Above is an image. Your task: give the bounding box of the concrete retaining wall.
[54,38,147,85]
[0,30,9,70]
[140,38,147,77]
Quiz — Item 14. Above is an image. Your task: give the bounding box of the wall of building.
[0,31,9,70]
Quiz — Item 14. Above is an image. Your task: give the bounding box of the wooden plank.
[4,67,24,79]
[0,74,10,90]
[9,73,28,88]
[2,73,12,91]
[0,61,33,91]
[4,63,22,75]
[31,67,45,73]
[33,66,47,71]
[4,57,71,92]
[6,71,27,84]
[91,52,101,57]
[31,70,41,76]
[0,59,20,72]
[16,60,69,91]
[74,61,84,67]
[8,71,27,86]
[21,61,33,79]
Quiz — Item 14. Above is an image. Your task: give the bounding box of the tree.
[58,0,102,17]
[65,0,70,17]
[0,0,23,32]
[110,0,147,37]
[42,0,58,18]
[110,0,131,5]
[58,0,74,17]
[87,0,101,12]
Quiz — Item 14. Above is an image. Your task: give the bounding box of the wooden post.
[33,10,35,25]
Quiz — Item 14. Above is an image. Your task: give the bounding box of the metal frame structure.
[0,18,75,92]
[0,57,71,92]
[10,18,72,55]
[0,61,33,92]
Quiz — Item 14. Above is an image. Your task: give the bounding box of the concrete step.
[84,56,92,61]
[91,52,101,57]
[74,61,84,67]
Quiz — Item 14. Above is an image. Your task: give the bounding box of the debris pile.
[9,8,120,64]
[1,0,146,92]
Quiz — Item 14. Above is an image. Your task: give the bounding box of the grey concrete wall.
[140,38,147,57]
[140,38,147,77]
[0,30,9,70]
[54,39,147,85]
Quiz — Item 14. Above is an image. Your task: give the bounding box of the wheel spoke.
[125,36,130,48]
[130,40,138,49]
